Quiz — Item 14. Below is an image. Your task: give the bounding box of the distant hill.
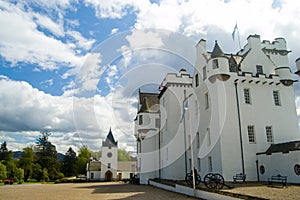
[13,151,65,162]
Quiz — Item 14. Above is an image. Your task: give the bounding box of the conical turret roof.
[211,40,224,58]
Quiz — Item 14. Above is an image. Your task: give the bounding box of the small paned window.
[203,66,207,80]
[139,115,143,125]
[197,158,201,172]
[208,156,213,172]
[195,74,199,87]
[247,125,256,143]
[256,65,263,74]
[155,118,160,128]
[205,93,209,109]
[273,91,281,106]
[207,128,211,146]
[213,59,219,69]
[244,88,251,104]
[196,132,200,148]
[266,126,273,143]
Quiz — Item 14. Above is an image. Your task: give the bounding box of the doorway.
[105,170,113,181]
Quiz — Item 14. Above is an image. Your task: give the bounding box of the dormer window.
[212,59,219,69]
[139,115,143,125]
[256,65,263,74]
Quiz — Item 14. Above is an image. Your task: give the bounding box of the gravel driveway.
[0,182,198,200]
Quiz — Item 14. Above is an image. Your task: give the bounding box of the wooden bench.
[268,174,287,187]
[233,173,246,182]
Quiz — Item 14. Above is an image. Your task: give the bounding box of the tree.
[61,147,78,177]
[0,141,8,161]
[35,131,60,180]
[118,149,131,161]
[77,146,91,175]
[0,162,7,182]
[18,147,34,181]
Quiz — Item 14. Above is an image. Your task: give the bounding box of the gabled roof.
[88,161,101,171]
[211,40,224,58]
[257,140,300,155]
[138,98,150,113]
[138,92,159,113]
[102,128,118,147]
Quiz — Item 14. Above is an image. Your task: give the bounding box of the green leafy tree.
[61,147,78,177]
[18,147,34,181]
[118,149,131,161]
[35,131,60,180]
[0,162,7,182]
[16,168,24,182]
[77,146,91,175]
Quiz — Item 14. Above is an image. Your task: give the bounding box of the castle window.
[213,59,219,69]
[208,156,213,172]
[203,66,207,80]
[256,65,263,74]
[273,91,281,106]
[108,163,111,169]
[205,92,209,109]
[155,118,160,128]
[139,115,143,125]
[244,88,251,104]
[230,64,237,72]
[195,74,199,87]
[207,128,211,146]
[266,126,273,143]
[197,158,201,172]
[247,125,256,143]
[196,132,200,148]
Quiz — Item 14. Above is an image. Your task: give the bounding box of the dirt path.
[0,182,198,200]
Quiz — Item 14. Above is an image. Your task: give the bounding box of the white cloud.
[0,78,136,152]
[66,30,96,50]
[33,12,65,37]
[110,28,119,35]
[0,1,85,70]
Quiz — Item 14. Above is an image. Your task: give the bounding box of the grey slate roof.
[102,128,118,147]
[211,40,225,58]
[88,161,101,171]
[257,140,300,155]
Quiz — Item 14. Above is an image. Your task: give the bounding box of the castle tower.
[101,128,118,181]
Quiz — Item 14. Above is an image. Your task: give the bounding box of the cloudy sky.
[1,0,300,154]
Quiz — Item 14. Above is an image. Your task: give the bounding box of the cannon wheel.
[204,173,225,190]
[185,173,201,186]
[185,173,192,186]
[213,173,224,190]
[204,173,215,189]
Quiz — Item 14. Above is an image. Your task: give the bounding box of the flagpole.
[237,25,242,50]
[232,22,242,50]
[182,93,195,195]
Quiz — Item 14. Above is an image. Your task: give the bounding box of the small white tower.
[101,128,118,181]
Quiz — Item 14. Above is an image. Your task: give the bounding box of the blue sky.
[1,0,300,154]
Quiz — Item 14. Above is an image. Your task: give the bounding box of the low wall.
[148,180,240,200]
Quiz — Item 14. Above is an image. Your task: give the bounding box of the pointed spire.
[103,127,118,147]
[211,40,224,58]
[138,98,150,113]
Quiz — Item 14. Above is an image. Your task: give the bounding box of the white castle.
[134,34,300,184]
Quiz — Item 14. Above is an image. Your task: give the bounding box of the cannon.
[185,172,225,190]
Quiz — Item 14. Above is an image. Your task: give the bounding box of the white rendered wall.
[101,145,118,180]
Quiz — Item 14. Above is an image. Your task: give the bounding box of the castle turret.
[207,41,230,83]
